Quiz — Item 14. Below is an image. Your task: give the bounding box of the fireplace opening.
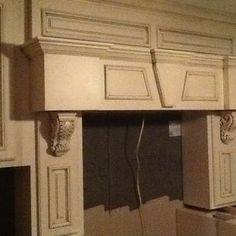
[83,112,183,235]
[0,166,31,236]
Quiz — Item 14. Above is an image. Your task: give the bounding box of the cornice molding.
[151,49,224,68]
[22,37,235,68]
[224,57,236,69]
[21,37,151,62]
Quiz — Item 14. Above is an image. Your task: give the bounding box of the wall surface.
[83,112,183,235]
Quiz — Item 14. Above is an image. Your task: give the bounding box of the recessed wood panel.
[214,151,236,206]
[220,152,234,198]
[48,166,71,229]
[42,9,150,47]
[157,28,233,55]
[182,71,218,102]
[104,65,152,100]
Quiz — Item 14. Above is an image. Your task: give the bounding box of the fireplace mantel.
[22,37,236,112]
[0,0,234,235]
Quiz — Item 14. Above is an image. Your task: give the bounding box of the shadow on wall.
[1,41,33,121]
[83,112,183,211]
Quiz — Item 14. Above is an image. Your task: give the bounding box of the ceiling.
[169,0,236,14]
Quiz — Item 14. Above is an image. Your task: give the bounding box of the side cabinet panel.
[212,114,236,207]
[183,112,236,209]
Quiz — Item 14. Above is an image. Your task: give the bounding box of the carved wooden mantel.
[16,1,236,235]
[1,0,236,235]
[21,37,236,158]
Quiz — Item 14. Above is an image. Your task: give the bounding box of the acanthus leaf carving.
[50,112,76,157]
[220,112,236,144]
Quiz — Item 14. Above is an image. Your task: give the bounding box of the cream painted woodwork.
[224,57,236,109]
[0,0,236,236]
[156,28,233,55]
[22,41,102,111]
[100,59,163,110]
[36,112,84,236]
[23,0,236,111]
[23,38,236,111]
[30,0,236,55]
[182,112,236,209]
[151,49,225,110]
[22,38,162,111]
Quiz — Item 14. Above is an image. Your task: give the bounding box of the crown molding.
[21,37,151,62]
[151,49,224,68]
[224,56,236,69]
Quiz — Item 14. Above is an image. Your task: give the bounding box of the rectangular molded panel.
[104,65,152,100]
[157,28,233,55]
[42,9,150,47]
[214,152,236,206]
[220,153,233,198]
[48,166,71,229]
[182,71,218,102]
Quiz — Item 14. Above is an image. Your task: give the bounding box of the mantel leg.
[36,112,84,236]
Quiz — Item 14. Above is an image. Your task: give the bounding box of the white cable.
[135,114,146,236]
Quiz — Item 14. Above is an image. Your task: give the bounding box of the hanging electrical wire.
[135,113,146,236]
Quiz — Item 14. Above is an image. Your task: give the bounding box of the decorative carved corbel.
[50,112,77,157]
[220,112,236,144]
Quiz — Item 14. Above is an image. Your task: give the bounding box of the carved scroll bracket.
[50,112,77,157]
[220,112,236,144]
